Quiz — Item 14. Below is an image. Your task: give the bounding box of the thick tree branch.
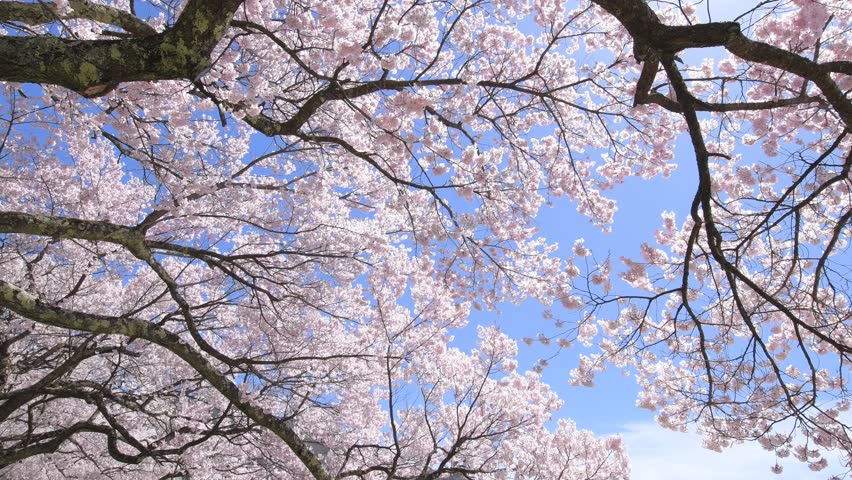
[591,0,852,125]
[0,1,157,37]
[639,89,825,113]
[0,0,243,97]
[0,211,145,250]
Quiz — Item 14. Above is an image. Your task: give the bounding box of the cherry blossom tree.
[0,0,848,478]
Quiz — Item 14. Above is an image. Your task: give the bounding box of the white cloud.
[618,422,839,480]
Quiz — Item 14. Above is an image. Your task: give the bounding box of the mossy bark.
[0,0,242,97]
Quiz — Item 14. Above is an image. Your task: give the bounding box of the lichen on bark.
[0,0,243,96]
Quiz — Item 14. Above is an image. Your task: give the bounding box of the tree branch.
[591,0,852,125]
[0,0,243,97]
[0,1,157,37]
